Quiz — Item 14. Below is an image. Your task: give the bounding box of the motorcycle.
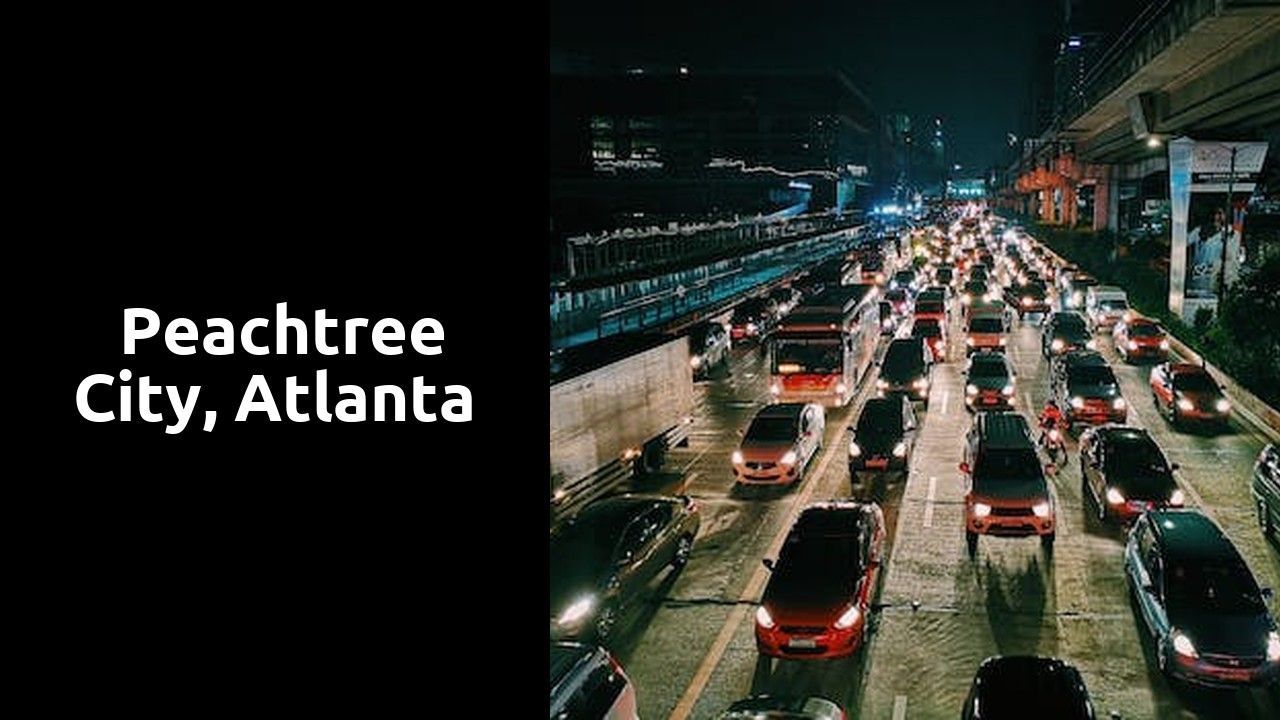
[1039,425,1067,465]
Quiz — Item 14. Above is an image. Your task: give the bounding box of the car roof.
[1147,509,1238,562]
[1127,317,1159,327]
[976,413,1032,448]
[969,352,1009,368]
[569,494,673,534]
[792,502,870,537]
[974,656,1086,705]
[1061,350,1107,366]
[756,403,807,420]
[1169,362,1208,376]
[1094,425,1151,443]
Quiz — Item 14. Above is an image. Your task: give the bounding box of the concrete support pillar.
[1093,177,1110,231]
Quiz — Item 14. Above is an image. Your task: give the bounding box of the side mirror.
[1261,587,1273,600]
[1170,462,1180,471]
[959,462,970,474]
[762,558,775,572]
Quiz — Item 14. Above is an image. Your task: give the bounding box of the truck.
[550,334,694,522]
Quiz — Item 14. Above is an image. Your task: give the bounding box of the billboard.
[1167,138,1268,321]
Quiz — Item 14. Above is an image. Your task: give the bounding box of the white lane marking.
[1021,391,1033,411]
[892,695,908,720]
[923,476,938,528]
[667,373,869,720]
[939,389,950,415]
[681,472,700,494]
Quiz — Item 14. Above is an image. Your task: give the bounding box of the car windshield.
[937,269,953,280]
[1173,372,1217,392]
[884,342,925,374]
[1055,315,1086,331]
[732,303,763,322]
[1104,438,1173,495]
[690,325,715,346]
[857,403,901,435]
[746,416,798,442]
[1068,365,1116,386]
[917,300,944,314]
[1166,559,1265,615]
[965,281,987,294]
[912,323,941,338]
[1099,299,1128,311]
[776,537,861,585]
[969,318,1003,334]
[975,448,1041,481]
[886,289,907,302]
[1129,323,1162,337]
[773,340,841,374]
[969,360,1008,378]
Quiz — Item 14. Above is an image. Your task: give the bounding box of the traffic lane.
[619,339,873,719]
[680,363,903,719]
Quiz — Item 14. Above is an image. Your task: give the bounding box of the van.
[1084,286,1129,332]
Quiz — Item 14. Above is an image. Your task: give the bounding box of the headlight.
[1159,339,1170,350]
[558,596,596,626]
[1172,631,1197,659]
[770,383,781,396]
[1106,487,1125,505]
[998,337,1007,346]
[1001,384,1015,396]
[973,502,992,518]
[965,337,975,346]
[1086,339,1098,350]
[892,441,907,458]
[848,440,861,457]
[1070,396,1084,409]
[732,450,744,465]
[1215,398,1231,413]
[961,295,972,305]
[1071,292,1082,306]
[834,604,862,630]
[746,322,757,334]
[1113,397,1126,410]
[1177,398,1194,411]
[1170,489,1184,506]
[756,606,775,629]
[780,450,798,466]
[1032,502,1050,518]
[690,355,703,368]
[876,379,888,390]
[1022,297,1032,307]
[913,378,929,389]
[1051,339,1064,351]
[1267,631,1280,662]
[966,384,979,395]
[1127,341,1138,351]
[836,382,848,395]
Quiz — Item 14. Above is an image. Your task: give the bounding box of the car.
[1149,362,1231,428]
[730,298,773,341]
[878,300,898,336]
[924,283,953,302]
[859,255,886,286]
[847,395,918,481]
[964,315,1007,356]
[961,656,1096,719]
[756,501,885,659]
[914,292,947,325]
[1254,444,1280,538]
[1041,311,1095,358]
[769,286,802,317]
[1061,273,1099,310]
[884,288,911,317]
[550,494,701,641]
[889,269,920,294]
[732,403,825,486]
[1005,280,1049,319]
[688,321,730,379]
[961,413,1055,554]
[1112,317,1169,363]
[935,266,955,287]
[1051,351,1127,428]
[1078,426,1183,522]
[963,351,1017,412]
[876,337,933,407]
[960,279,992,308]
[1084,286,1130,332]
[1124,509,1280,687]
[718,696,845,720]
[911,317,947,362]
[550,642,638,720]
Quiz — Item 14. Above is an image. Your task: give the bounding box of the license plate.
[1216,667,1251,682]
[981,397,997,405]
[788,638,817,649]
[866,459,888,469]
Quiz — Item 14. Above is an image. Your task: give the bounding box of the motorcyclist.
[1038,402,1064,447]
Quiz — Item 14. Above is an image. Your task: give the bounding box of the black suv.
[876,337,933,408]
[1078,426,1182,523]
[1051,351,1126,428]
[963,351,1017,412]
[848,395,918,481]
[1005,280,1049,319]
[1041,311,1095,358]
[1254,444,1279,539]
[961,656,1096,719]
[1124,509,1280,687]
[962,413,1055,554]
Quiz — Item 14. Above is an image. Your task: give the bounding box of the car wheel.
[1041,532,1055,551]
[966,530,978,557]
[672,534,693,569]
[595,604,618,642]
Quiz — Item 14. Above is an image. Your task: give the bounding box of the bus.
[809,256,862,288]
[768,284,880,407]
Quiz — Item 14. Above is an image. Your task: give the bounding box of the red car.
[1112,317,1169,363]
[1150,362,1231,427]
[756,501,884,659]
[911,318,947,362]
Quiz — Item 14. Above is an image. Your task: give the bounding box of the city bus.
[768,284,880,407]
[809,256,862,288]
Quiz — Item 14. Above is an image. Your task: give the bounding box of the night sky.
[551,0,1054,173]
